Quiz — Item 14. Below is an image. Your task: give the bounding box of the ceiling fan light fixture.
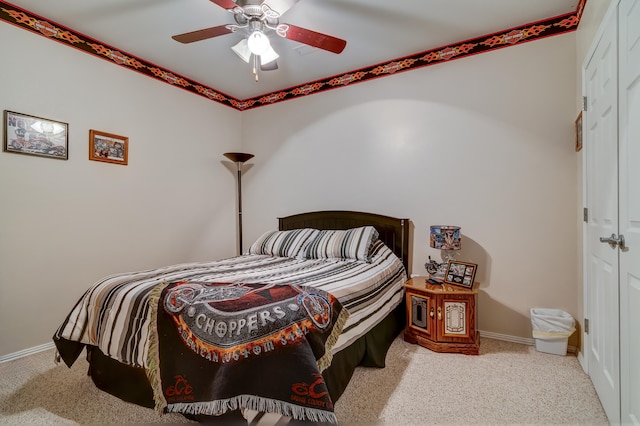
[247,30,270,55]
[231,39,251,63]
[260,45,279,66]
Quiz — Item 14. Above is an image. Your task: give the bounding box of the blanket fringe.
[317,306,350,372]
[166,394,338,424]
[145,281,171,412]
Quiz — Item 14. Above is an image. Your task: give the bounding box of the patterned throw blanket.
[146,280,349,423]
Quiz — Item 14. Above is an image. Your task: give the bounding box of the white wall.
[241,33,578,341]
[0,23,242,356]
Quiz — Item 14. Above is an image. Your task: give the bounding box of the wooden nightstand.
[404,276,479,355]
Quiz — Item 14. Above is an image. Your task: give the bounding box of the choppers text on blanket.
[147,281,349,423]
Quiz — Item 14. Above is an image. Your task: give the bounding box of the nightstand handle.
[430,307,434,318]
[437,306,442,321]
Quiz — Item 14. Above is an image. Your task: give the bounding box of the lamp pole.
[224,152,254,255]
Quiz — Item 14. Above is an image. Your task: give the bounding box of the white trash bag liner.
[530,308,575,339]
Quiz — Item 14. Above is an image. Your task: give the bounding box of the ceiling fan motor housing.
[233,2,280,28]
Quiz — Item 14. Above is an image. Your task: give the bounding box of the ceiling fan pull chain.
[253,55,259,82]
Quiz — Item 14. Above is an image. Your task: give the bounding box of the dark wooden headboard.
[278,210,411,273]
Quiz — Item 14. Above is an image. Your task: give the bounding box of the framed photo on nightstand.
[444,261,477,289]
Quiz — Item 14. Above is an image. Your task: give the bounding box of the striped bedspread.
[53,239,407,369]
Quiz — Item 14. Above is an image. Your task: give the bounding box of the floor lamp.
[224,152,254,255]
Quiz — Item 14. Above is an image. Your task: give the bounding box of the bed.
[53,210,411,424]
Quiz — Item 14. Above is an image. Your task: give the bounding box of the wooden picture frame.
[3,110,68,160]
[575,111,583,152]
[444,261,477,289]
[89,129,128,165]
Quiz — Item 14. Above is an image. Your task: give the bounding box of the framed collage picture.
[444,261,477,289]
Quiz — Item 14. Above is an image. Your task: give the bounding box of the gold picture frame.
[89,129,128,165]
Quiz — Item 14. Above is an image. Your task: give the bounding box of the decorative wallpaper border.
[0,0,586,111]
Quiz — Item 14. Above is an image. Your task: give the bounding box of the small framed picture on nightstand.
[444,261,477,289]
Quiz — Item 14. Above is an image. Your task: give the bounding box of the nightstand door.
[437,293,476,343]
[407,292,435,340]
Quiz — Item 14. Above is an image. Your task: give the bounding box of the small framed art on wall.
[575,111,583,152]
[89,129,128,165]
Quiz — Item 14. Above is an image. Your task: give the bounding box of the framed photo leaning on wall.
[3,110,68,160]
[444,261,477,289]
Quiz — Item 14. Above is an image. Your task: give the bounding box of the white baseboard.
[577,349,587,372]
[0,341,56,364]
[479,330,577,354]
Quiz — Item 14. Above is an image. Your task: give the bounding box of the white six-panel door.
[618,0,640,423]
[585,8,619,424]
[585,1,640,423]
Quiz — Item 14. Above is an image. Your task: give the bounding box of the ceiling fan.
[172,0,347,81]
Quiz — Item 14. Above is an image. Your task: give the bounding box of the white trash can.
[530,308,576,356]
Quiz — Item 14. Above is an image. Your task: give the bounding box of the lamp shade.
[430,226,461,250]
[223,152,254,163]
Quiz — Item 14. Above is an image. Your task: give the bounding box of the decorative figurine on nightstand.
[425,225,461,283]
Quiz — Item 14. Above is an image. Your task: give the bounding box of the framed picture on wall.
[575,111,583,152]
[444,261,477,289]
[89,129,128,165]
[3,110,68,160]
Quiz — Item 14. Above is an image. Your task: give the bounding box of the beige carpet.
[0,337,608,425]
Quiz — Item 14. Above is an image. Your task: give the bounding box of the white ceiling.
[8,0,579,100]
